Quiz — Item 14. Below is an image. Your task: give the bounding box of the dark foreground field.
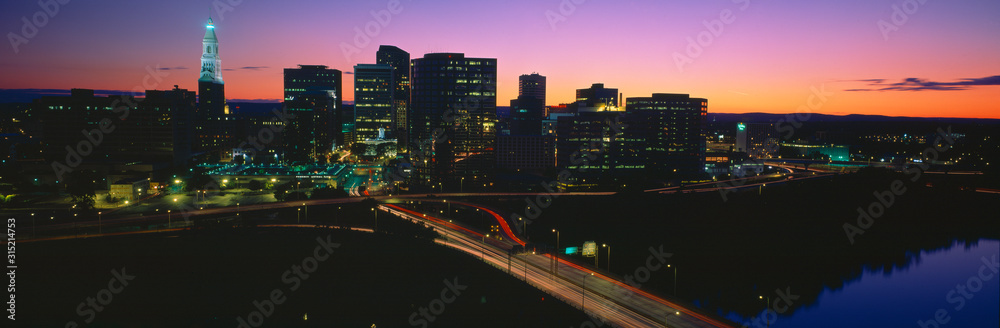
[15,226,591,328]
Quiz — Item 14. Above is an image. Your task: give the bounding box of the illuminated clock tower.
[196,17,229,154]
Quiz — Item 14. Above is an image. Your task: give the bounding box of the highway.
[381,203,734,328]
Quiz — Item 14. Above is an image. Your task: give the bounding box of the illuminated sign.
[582,241,597,257]
[565,247,579,255]
[738,123,746,131]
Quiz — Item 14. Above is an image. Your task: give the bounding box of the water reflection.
[722,239,999,328]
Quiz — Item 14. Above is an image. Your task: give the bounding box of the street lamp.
[302,203,307,222]
[552,229,560,275]
[602,244,611,271]
[97,211,102,234]
[759,295,770,327]
[297,208,301,223]
[237,203,240,216]
[167,210,171,228]
[583,272,594,311]
[31,213,35,238]
[482,233,489,261]
[460,177,464,193]
[371,207,378,231]
[669,264,677,296]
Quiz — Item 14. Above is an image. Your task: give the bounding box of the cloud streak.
[844,75,1000,92]
[223,66,269,71]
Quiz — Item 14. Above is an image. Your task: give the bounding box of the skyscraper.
[625,93,708,178]
[509,73,546,136]
[353,64,394,141]
[519,73,546,107]
[283,65,343,163]
[196,17,230,155]
[376,45,410,149]
[410,53,497,189]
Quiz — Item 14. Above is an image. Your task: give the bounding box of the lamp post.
[602,244,611,271]
[460,177,464,193]
[297,208,301,223]
[759,295,770,327]
[167,210,171,228]
[669,264,677,296]
[97,212,101,234]
[371,207,378,231]
[552,229,560,275]
[303,203,307,222]
[31,213,35,238]
[237,203,240,216]
[583,272,593,311]
[482,233,489,261]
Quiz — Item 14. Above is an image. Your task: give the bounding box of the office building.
[376,45,410,148]
[354,64,395,142]
[736,122,778,159]
[283,65,343,163]
[410,53,497,189]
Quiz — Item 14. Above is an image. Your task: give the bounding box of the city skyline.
[1,0,998,119]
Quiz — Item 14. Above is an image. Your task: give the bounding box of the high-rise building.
[353,64,394,141]
[376,45,410,149]
[196,17,230,155]
[625,93,708,177]
[509,73,546,136]
[519,73,546,107]
[736,122,778,159]
[283,65,343,163]
[36,87,196,183]
[410,53,497,189]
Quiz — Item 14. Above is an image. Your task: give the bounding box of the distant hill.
[708,112,1000,124]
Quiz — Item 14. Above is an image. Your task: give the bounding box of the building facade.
[353,64,394,142]
[376,45,410,150]
[283,65,343,163]
[410,53,497,189]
